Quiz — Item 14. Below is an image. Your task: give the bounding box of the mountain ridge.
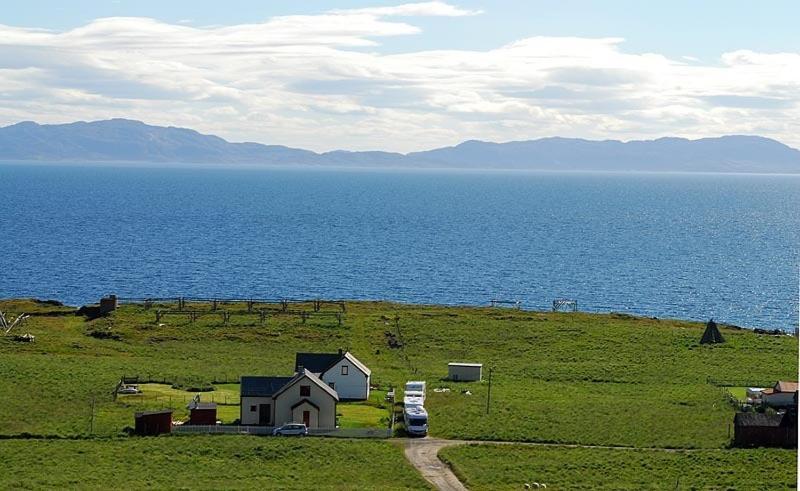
[2,118,799,173]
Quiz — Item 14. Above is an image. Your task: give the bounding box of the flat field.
[439,443,797,490]
[0,436,430,490]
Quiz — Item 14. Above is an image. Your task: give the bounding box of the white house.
[295,350,371,401]
[240,369,339,428]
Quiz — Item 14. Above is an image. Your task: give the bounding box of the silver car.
[272,423,308,436]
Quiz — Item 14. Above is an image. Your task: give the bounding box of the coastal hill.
[2,118,800,173]
[0,298,796,488]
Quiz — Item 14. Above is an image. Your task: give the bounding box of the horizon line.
[3,117,798,155]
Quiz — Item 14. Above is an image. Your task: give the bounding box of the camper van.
[404,381,426,401]
[403,393,424,408]
[403,405,428,436]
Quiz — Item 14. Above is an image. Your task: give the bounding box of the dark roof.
[190,403,217,410]
[240,376,294,397]
[734,412,786,427]
[295,352,343,374]
[134,409,173,418]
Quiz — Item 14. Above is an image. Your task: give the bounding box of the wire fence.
[707,377,774,388]
[172,425,391,438]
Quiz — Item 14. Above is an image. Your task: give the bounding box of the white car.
[117,385,140,394]
[272,423,308,436]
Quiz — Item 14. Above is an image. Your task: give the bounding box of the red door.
[302,410,311,427]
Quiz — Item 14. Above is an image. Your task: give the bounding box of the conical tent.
[700,318,725,344]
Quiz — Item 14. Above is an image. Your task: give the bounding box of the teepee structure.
[700,318,725,344]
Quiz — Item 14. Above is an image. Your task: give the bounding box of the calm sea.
[1,163,798,330]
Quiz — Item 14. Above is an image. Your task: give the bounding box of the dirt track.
[403,438,467,491]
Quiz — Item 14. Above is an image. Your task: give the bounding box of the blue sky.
[7,1,799,60]
[1,1,798,151]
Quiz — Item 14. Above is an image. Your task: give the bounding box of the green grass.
[726,387,748,400]
[0,436,431,490]
[0,299,796,449]
[439,444,797,490]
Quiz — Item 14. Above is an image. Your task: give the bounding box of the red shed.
[134,410,173,436]
[188,402,218,425]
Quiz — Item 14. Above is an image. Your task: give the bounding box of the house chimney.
[338,348,343,356]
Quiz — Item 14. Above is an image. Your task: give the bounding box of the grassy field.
[0,436,430,490]
[439,444,797,490]
[0,298,796,449]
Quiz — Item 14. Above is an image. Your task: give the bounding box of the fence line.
[173,425,391,438]
[707,377,774,388]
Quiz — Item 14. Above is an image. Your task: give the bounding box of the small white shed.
[448,362,482,381]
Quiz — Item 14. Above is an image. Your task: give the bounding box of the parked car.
[272,423,308,436]
[118,385,140,394]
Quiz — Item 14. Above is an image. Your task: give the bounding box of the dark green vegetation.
[0,436,430,490]
[439,444,797,490]
[0,299,796,448]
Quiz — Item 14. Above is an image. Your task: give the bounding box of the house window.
[250,405,257,412]
[329,382,335,389]
[300,385,311,397]
[341,365,349,375]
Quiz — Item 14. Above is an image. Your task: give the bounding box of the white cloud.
[0,3,798,152]
[331,1,483,17]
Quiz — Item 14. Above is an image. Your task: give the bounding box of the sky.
[1,1,798,152]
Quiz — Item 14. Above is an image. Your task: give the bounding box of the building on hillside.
[448,362,483,381]
[188,400,218,425]
[294,350,371,400]
[733,411,797,448]
[240,369,339,428]
[134,409,173,436]
[762,381,799,409]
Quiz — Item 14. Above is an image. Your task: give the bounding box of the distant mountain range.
[2,118,799,173]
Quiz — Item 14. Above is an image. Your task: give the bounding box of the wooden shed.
[733,411,797,448]
[188,402,218,425]
[134,410,173,436]
[448,362,483,381]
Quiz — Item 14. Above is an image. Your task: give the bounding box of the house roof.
[342,352,371,376]
[734,412,786,427]
[134,409,173,418]
[295,352,343,374]
[273,368,339,401]
[240,376,294,397]
[775,381,799,393]
[189,403,217,410]
[295,351,371,376]
[448,362,483,367]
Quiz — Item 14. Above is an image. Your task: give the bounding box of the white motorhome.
[404,405,428,436]
[405,381,426,401]
[403,394,424,408]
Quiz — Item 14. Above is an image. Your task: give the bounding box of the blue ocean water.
[0,163,798,330]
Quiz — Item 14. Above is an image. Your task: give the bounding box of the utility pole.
[485,366,494,415]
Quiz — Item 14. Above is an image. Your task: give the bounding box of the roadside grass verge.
[439,443,797,490]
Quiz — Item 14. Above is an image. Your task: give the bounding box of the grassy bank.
[439,444,797,490]
[0,436,430,490]
[0,298,796,448]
